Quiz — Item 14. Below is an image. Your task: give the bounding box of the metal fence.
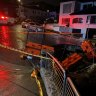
[40,51,80,96]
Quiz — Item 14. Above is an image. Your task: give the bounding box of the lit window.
[62,18,70,24]
[73,18,83,23]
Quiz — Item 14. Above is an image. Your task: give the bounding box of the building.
[17,5,47,23]
[59,1,96,39]
[17,1,59,23]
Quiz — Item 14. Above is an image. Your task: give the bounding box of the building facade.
[17,1,49,23]
[59,1,96,39]
[17,0,59,23]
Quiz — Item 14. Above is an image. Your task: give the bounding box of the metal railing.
[40,51,80,96]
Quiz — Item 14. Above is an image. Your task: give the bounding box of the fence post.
[63,71,67,96]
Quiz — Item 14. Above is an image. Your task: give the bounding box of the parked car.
[21,21,29,28]
[27,22,44,32]
[21,19,32,28]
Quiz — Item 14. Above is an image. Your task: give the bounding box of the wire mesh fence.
[40,51,80,96]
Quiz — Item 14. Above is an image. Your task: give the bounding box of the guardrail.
[40,51,80,96]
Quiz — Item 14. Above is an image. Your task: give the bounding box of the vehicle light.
[5,17,8,19]
[1,16,4,19]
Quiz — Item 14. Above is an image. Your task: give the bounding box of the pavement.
[0,45,48,96]
[40,68,59,96]
[0,60,39,96]
[0,25,49,96]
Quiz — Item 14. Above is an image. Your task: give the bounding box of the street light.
[17,0,23,5]
[18,0,21,2]
[17,0,22,5]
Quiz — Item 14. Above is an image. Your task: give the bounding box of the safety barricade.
[62,53,82,70]
[26,42,54,55]
[41,45,54,52]
[81,40,95,58]
[25,47,41,55]
[26,42,42,49]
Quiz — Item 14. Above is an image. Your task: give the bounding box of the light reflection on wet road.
[0,25,41,96]
[0,25,47,96]
[0,25,27,50]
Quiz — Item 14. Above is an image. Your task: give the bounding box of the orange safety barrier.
[42,45,54,52]
[81,40,93,52]
[25,48,40,55]
[26,42,54,53]
[26,42,42,49]
[81,40,95,58]
[62,53,82,69]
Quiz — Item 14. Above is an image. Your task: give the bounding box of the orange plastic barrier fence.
[62,53,82,69]
[26,42,42,49]
[25,47,40,55]
[26,42,54,52]
[81,40,95,58]
[42,45,54,52]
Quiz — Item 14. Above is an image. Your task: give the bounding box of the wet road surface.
[0,25,47,96]
[0,25,27,49]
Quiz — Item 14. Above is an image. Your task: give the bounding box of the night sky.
[28,0,96,6]
[1,0,95,6]
[42,0,95,5]
[42,0,62,5]
[22,0,63,6]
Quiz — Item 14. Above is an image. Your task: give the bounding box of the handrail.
[67,77,80,96]
[46,52,80,96]
[47,52,65,73]
[40,52,80,96]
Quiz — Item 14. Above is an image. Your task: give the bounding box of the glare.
[5,17,8,19]
[18,0,21,2]
[1,16,4,19]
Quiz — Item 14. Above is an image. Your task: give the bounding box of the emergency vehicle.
[0,15,15,25]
